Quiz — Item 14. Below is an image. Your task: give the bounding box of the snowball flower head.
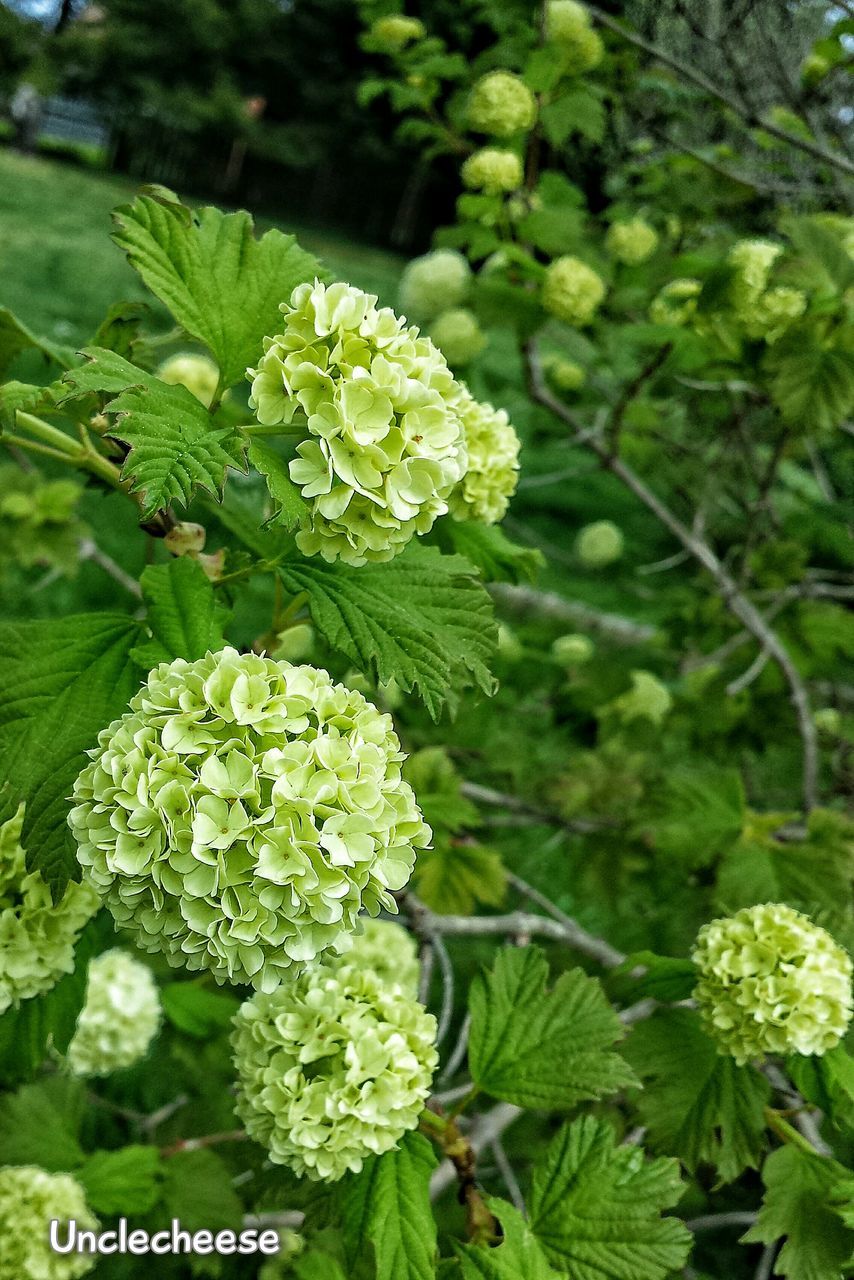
[461,148,524,195]
[333,916,420,994]
[606,218,659,266]
[232,958,437,1181]
[0,1165,98,1280]
[370,14,425,51]
[0,806,98,1016]
[743,286,806,343]
[542,256,606,326]
[552,633,594,666]
[693,903,853,1063]
[468,71,537,138]
[449,386,520,524]
[576,519,623,567]
[429,308,487,367]
[728,240,782,310]
[610,670,672,726]
[545,357,587,392]
[67,948,161,1077]
[157,353,221,408]
[70,649,431,990]
[399,250,471,324]
[649,278,702,326]
[248,281,468,566]
[545,2,603,73]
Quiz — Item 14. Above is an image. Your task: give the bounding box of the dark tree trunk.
[55,0,75,34]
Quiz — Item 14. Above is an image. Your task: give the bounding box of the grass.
[0,148,404,348]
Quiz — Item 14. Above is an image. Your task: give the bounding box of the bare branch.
[686,1212,758,1233]
[489,583,657,645]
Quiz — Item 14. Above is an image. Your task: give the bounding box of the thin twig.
[461,781,607,836]
[78,536,142,598]
[489,583,657,645]
[490,1137,525,1214]
[440,1011,472,1084]
[686,1212,758,1233]
[430,1103,523,1200]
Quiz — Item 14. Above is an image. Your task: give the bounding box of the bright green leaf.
[161,1149,243,1232]
[436,522,543,585]
[112,188,323,389]
[134,557,226,666]
[0,1079,86,1170]
[78,1146,163,1215]
[0,306,74,375]
[415,839,507,916]
[528,1116,691,1280]
[469,946,635,1110]
[455,1198,562,1280]
[743,1145,854,1280]
[248,439,309,532]
[340,1131,438,1280]
[161,983,241,1039]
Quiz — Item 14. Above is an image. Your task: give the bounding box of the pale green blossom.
[468,71,537,138]
[370,14,425,51]
[606,218,659,265]
[70,649,431,990]
[576,519,623,567]
[0,1165,98,1280]
[334,916,420,994]
[67,949,161,1078]
[461,148,523,195]
[429,308,487,367]
[157,353,221,407]
[399,250,471,324]
[232,959,437,1181]
[542,256,606,326]
[649,278,702,326]
[545,1,604,72]
[693,904,853,1063]
[449,386,520,523]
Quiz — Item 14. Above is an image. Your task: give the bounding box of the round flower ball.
[728,239,782,311]
[449,386,520,524]
[605,218,659,266]
[743,286,806,343]
[429,308,487,367]
[610,670,672,726]
[66,949,161,1078]
[545,357,587,392]
[545,1,604,74]
[814,707,842,736]
[370,14,425,52]
[542,256,606,327]
[552,633,594,667]
[69,648,431,990]
[461,148,524,195]
[248,281,468,566]
[335,916,420,994]
[157,353,221,408]
[231,958,438,1181]
[468,71,537,138]
[649,278,702,327]
[576,519,623,567]
[0,806,98,1017]
[399,250,471,324]
[0,1164,98,1280]
[693,903,854,1063]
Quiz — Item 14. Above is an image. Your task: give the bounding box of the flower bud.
[542,256,606,326]
[399,250,471,324]
[429,308,487,367]
[552,633,593,666]
[649,278,702,326]
[370,14,425,51]
[575,519,623,567]
[157,353,221,408]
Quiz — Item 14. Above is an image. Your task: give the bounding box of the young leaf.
[454,1198,562,1279]
[607,952,698,1006]
[0,1079,86,1170]
[77,1146,163,1215]
[528,1116,692,1280]
[161,983,241,1039]
[134,557,226,666]
[90,300,148,360]
[623,1008,771,1184]
[278,544,498,719]
[415,840,507,916]
[0,612,141,898]
[340,1131,438,1280]
[61,347,246,519]
[468,946,635,1110]
[248,439,309,531]
[112,188,323,389]
[743,1146,854,1280]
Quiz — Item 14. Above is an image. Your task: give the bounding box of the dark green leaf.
[340,1131,438,1280]
[436,521,543,584]
[248,439,309,532]
[161,983,241,1039]
[134,557,226,666]
[78,1146,163,1215]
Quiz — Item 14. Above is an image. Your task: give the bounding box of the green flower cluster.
[429,308,487,367]
[609,671,672,726]
[0,807,98,1016]
[742,286,806,343]
[399,250,471,324]
[369,14,425,51]
[727,239,805,342]
[575,519,623,567]
[649,278,702,326]
[542,256,606,326]
[544,356,587,392]
[449,387,521,524]
[606,218,659,265]
[0,1165,98,1280]
[468,71,537,138]
[333,916,420,994]
[545,1,604,74]
[70,649,431,989]
[248,281,468,566]
[552,633,594,666]
[67,948,161,1078]
[157,353,221,407]
[232,958,437,1181]
[0,465,87,578]
[693,903,853,1063]
[461,147,523,195]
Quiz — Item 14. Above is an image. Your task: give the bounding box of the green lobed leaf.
[0,1078,86,1170]
[468,946,636,1110]
[607,952,698,1006]
[788,1046,854,1135]
[783,216,854,292]
[434,521,543,585]
[623,1008,771,1184]
[90,300,148,361]
[77,1146,163,1215]
[134,557,227,667]
[278,544,498,720]
[743,1146,854,1280]
[340,1131,438,1280]
[61,347,246,519]
[415,839,507,916]
[454,1198,562,1280]
[160,1149,243,1232]
[528,1116,692,1280]
[112,187,323,389]
[766,333,854,433]
[0,379,59,433]
[0,612,141,899]
[161,983,241,1039]
[248,439,309,532]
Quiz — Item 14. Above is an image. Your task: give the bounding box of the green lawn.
[0,149,404,347]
